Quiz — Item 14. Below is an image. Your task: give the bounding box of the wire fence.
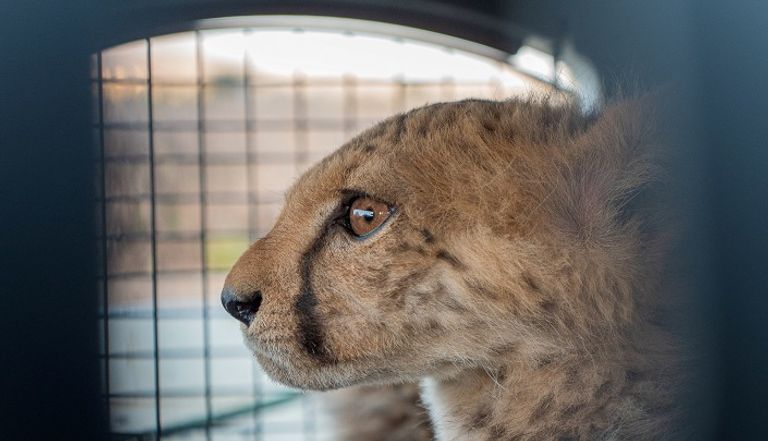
[94,22,546,440]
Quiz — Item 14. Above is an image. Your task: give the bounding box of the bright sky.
[201,28,534,86]
[101,25,561,92]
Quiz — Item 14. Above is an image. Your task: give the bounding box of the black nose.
[221,287,262,326]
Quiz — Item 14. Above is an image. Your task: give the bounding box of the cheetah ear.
[550,98,659,242]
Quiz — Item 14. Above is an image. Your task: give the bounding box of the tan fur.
[330,384,434,441]
[224,96,684,440]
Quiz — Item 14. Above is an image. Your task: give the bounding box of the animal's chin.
[244,334,348,390]
[253,351,361,391]
[249,340,403,391]
[244,332,425,390]
[254,352,315,389]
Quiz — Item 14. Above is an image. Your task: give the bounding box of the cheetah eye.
[345,196,393,238]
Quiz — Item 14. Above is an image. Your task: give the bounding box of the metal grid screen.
[93,18,553,441]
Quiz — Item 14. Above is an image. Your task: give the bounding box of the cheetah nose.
[221,287,262,326]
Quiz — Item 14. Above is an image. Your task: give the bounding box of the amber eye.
[346,196,393,238]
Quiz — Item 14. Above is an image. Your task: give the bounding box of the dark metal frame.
[91,1,530,55]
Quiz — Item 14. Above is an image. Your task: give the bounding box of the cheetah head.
[222,98,657,390]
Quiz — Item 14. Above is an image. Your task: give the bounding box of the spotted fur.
[224,96,685,440]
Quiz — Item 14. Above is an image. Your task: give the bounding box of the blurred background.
[2,1,767,440]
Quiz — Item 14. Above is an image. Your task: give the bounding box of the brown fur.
[224,96,684,440]
[330,384,434,441]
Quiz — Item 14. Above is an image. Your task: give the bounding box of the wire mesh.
[94,21,550,440]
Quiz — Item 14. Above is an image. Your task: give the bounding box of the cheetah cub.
[222,97,685,440]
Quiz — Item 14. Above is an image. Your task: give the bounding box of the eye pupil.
[346,197,392,237]
[353,208,375,223]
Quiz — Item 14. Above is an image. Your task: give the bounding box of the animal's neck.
[421,350,671,441]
